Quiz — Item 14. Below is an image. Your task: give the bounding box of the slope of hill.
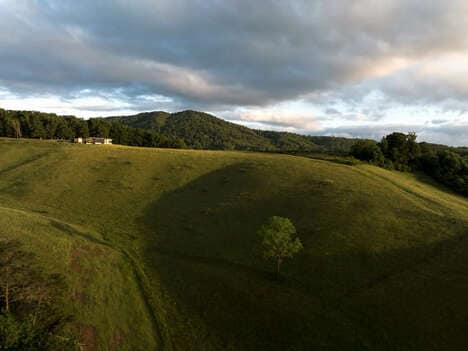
[0,138,467,350]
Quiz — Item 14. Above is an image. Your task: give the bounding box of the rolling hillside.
[0,138,468,350]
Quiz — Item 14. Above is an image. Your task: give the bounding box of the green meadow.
[0,137,467,350]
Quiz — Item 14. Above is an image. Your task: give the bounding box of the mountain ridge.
[107,109,357,152]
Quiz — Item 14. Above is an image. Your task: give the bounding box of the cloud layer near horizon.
[0,0,467,145]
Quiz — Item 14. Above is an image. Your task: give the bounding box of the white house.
[74,137,112,145]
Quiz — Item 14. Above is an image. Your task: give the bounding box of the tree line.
[350,132,468,196]
[0,108,358,153]
[0,109,187,149]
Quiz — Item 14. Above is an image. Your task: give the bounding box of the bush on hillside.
[350,140,385,166]
[380,132,421,171]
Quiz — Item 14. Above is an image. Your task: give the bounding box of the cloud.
[231,108,320,131]
[3,0,468,104]
[0,87,179,117]
[0,1,467,145]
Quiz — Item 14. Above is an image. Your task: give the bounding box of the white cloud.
[0,1,467,145]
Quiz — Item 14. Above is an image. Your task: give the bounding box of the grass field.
[0,138,467,350]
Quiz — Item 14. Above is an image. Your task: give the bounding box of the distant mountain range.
[107,110,357,153]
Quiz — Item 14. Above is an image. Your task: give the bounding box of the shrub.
[350,140,385,166]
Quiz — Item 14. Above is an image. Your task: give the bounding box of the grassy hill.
[0,138,467,350]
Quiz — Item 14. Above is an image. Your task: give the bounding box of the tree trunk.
[5,281,9,313]
[276,257,282,279]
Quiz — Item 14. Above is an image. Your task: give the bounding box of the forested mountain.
[109,110,276,150]
[108,110,357,152]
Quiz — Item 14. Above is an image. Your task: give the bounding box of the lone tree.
[258,216,303,278]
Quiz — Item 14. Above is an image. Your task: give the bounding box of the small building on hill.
[74,137,112,145]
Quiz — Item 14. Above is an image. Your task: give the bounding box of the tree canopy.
[350,140,385,166]
[258,216,303,278]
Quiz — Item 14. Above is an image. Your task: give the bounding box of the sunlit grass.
[0,137,467,350]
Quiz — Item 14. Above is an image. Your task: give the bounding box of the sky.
[0,1,467,146]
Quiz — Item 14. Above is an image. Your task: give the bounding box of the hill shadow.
[140,162,468,351]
